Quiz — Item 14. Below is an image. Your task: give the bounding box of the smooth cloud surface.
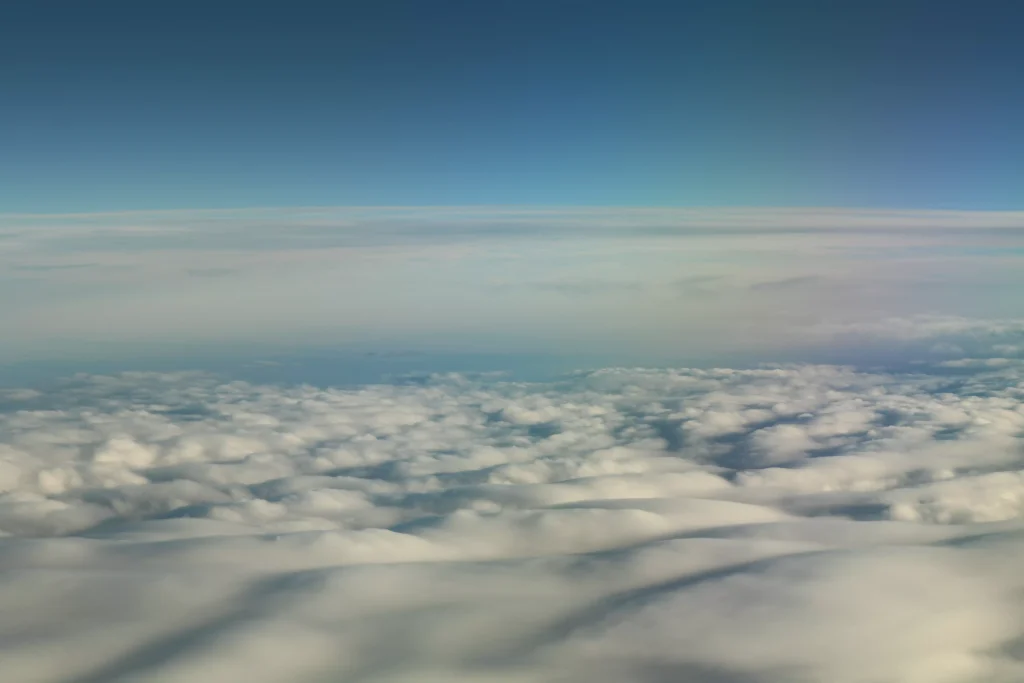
[3,206,1024,364]
[3,321,1024,682]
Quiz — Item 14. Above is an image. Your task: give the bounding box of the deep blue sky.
[2,0,1022,213]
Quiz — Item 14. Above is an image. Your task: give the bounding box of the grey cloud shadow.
[475,551,824,668]
[602,660,803,683]
[57,569,332,683]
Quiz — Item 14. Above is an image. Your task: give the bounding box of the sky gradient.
[3,0,1023,212]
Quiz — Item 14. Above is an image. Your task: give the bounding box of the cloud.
[812,315,1024,341]
[5,206,1024,265]
[806,315,1024,370]
[2,356,1024,681]
[491,278,647,296]
[185,267,238,278]
[9,263,99,272]
[3,209,1024,680]
[2,207,1024,364]
[748,275,829,291]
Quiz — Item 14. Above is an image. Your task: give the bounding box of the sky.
[3,0,1024,212]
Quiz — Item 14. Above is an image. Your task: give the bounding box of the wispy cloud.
[185,267,238,278]
[1,206,1023,364]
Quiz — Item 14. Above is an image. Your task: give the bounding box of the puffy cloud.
[1,359,1024,681]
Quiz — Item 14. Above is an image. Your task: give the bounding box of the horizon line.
[4,204,1024,220]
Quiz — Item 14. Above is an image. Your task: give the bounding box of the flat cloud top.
[3,206,1024,365]
[2,334,1024,682]
[6,204,1024,226]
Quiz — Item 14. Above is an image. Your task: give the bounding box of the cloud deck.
[1,338,1024,681]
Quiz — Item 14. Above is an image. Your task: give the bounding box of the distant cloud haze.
[1,206,1023,364]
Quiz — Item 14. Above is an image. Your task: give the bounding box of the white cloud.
[2,359,1024,681]
[2,206,1024,364]
[812,315,1024,341]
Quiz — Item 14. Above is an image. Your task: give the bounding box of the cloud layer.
[2,206,1024,364]
[4,206,1024,681]
[3,349,1024,682]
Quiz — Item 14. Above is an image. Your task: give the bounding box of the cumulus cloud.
[2,357,1024,681]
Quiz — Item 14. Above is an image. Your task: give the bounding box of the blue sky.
[3,0,1023,212]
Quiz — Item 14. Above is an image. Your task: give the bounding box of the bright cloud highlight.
[2,333,1024,682]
